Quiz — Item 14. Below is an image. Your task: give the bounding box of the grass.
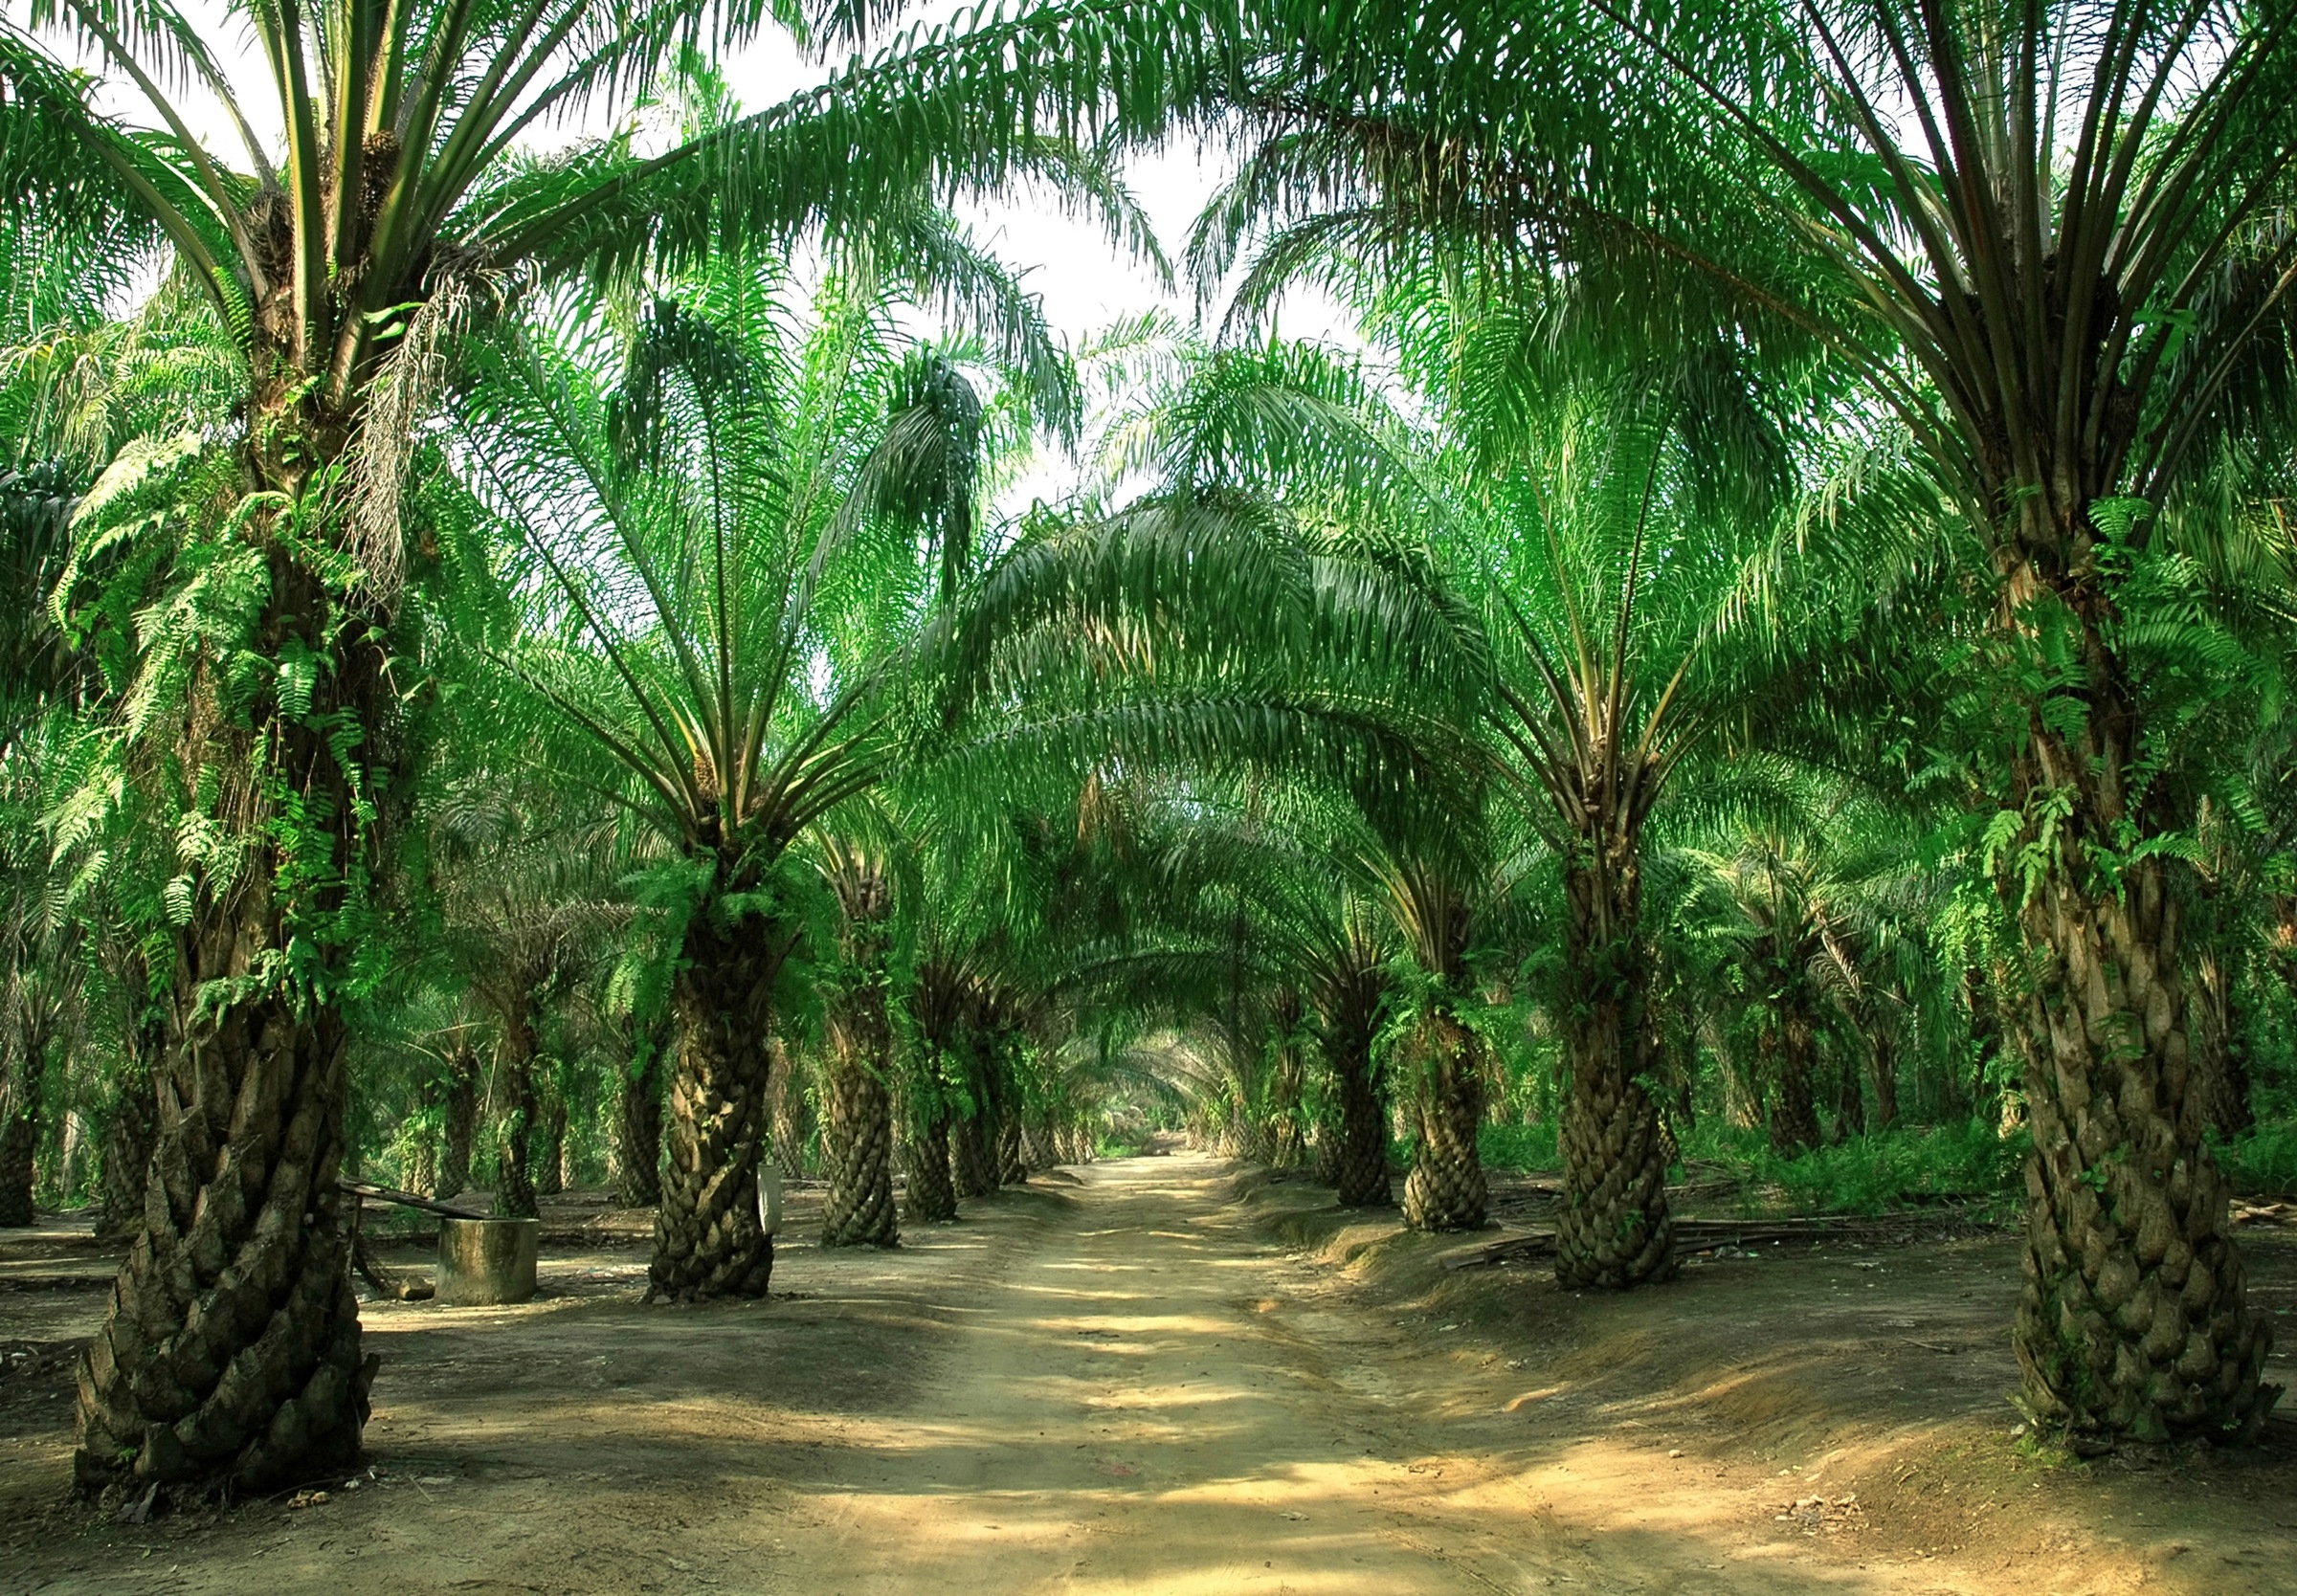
[1680,1119,2030,1217]
[2217,1123,2297,1193]
[1478,1120,1560,1173]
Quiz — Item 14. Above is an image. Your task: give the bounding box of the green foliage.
[1478,1119,1559,1174]
[2217,1125,2297,1195]
[1679,1119,2032,1218]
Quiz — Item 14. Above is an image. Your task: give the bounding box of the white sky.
[26,0,1361,509]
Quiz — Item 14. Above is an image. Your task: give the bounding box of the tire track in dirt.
[776,1154,1982,1594]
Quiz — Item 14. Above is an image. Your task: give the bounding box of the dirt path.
[6,1153,2297,1593]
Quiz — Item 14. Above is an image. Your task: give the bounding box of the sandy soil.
[4,1153,2296,1594]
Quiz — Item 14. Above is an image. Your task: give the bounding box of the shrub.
[2217,1123,2297,1193]
[1680,1118,2028,1216]
[1479,1119,1559,1173]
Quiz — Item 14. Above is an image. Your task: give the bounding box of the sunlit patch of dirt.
[2,1161,2292,1594]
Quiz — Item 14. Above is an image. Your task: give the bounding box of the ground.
[4,1153,2296,1594]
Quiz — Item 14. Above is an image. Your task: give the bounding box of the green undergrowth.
[1458,1116,2033,1217]
[1477,1121,1560,1172]
[2216,1122,2297,1193]
[1681,1119,2030,1217]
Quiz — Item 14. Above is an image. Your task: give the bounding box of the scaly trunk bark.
[0,1011,51,1228]
[821,861,899,1250]
[97,989,166,1244]
[435,1040,478,1202]
[904,1107,958,1224]
[1555,859,1674,1289]
[75,908,376,1494]
[400,1074,439,1202]
[96,1056,158,1244]
[1309,1100,1342,1187]
[2187,944,2252,1138]
[1327,1025,1391,1209]
[1833,1043,1866,1140]
[2013,854,2275,1441]
[1401,1005,1485,1232]
[1763,1009,1820,1155]
[821,1015,899,1249]
[1993,505,2272,1439]
[1866,1022,1901,1133]
[76,241,408,1496]
[767,1040,813,1177]
[613,1060,662,1208]
[532,1083,566,1199]
[493,1009,539,1221]
[1267,1038,1305,1169]
[650,906,786,1300]
[952,1104,998,1199]
[997,1111,1029,1186]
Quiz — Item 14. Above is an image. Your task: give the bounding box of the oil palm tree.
[814,823,902,1248]
[449,241,1034,1297]
[431,782,621,1219]
[799,0,2297,1444]
[8,0,1135,1488]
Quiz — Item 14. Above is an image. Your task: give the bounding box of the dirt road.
[6,1153,2296,1594]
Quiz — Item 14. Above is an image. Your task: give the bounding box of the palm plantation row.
[2,0,2294,1511]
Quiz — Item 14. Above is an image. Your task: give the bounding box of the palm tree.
[793,0,2297,1444]
[6,0,1142,1487]
[432,784,619,1219]
[1454,378,1786,1287]
[815,825,902,1248]
[449,243,1037,1297]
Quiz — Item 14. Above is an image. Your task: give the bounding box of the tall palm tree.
[792,0,2297,1445]
[6,0,1144,1488]
[1457,378,1785,1287]
[450,243,1034,1297]
[815,824,902,1248]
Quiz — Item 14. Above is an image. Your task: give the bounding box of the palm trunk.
[75,911,376,1493]
[767,1039,813,1177]
[96,982,166,1244]
[1764,1011,1820,1155]
[2187,944,2252,1138]
[1328,1028,1392,1209]
[821,1019,899,1248]
[1400,1005,1486,1232]
[613,1061,662,1208]
[401,1075,440,1201]
[1309,1102,1342,1186]
[953,1106,998,1199]
[0,1021,48,1228]
[904,1107,958,1223]
[493,1009,540,1221]
[532,1083,567,1199]
[2012,851,2275,1441]
[1833,1045,1866,1139]
[1267,1037,1305,1169]
[1556,861,1674,1288]
[650,910,784,1300]
[997,1111,1029,1186]
[1866,1023,1901,1133]
[74,281,403,1496]
[96,1042,159,1244]
[436,1040,478,1201]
